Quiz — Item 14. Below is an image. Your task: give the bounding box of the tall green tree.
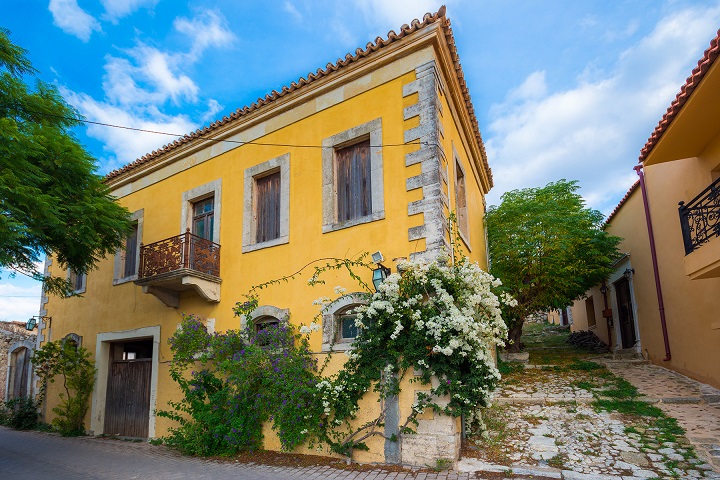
[486,180,621,351]
[0,29,131,296]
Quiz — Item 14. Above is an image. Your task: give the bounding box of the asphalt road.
[0,427,470,479]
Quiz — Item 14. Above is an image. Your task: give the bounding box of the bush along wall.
[158,250,513,460]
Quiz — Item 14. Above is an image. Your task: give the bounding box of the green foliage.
[161,248,509,460]
[157,314,324,456]
[0,396,38,430]
[32,340,96,435]
[0,28,131,296]
[486,180,621,349]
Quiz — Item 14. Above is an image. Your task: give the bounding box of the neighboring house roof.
[104,6,493,187]
[638,29,720,163]
[605,180,639,225]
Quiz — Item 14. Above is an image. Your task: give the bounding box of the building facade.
[569,30,720,388]
[36,8,494,464]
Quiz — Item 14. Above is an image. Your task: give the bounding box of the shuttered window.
[336,140,371,222]
[123,222,139,278]
[455,160,469,238]
[256,171,281,243]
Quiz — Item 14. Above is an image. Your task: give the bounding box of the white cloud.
[100,0,157,23]
[284,1,303,22]
[57,10,237,169]
[485,5,720,215]
[48,0,101,42]
[352,0,441,30]
[61,88,197,171]
[201,99,223,122]
[174,10,236,60]
[0,282,42,323]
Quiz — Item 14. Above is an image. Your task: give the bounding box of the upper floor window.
[454,158,469,241]
[193,197,214,241]
[255,171,281,243]
[123,222,139,278]
[113,209,143,285]
[182,179,222,245]
[336,140,371,222]
[322,119,384,233]
[68,269,86,294]
[243,154,290,253]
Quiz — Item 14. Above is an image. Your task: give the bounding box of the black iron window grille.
[679,176,720,255]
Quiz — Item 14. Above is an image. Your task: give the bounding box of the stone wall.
[0,322,36,402]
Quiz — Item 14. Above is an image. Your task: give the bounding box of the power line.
[8,107,426,149]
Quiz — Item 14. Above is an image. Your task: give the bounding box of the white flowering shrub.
[317,251,513,454]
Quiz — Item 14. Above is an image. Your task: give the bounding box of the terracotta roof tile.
[104,6,493,186]
[638,30,720,163]
[605,180,639,225]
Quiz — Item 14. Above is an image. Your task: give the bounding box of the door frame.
[608,259,641,352]
[5,339,35,401]
[91,326,160,437]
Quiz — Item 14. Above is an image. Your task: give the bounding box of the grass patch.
[498,360,525,376]
[567,360,603,371]
[546,453,568,469]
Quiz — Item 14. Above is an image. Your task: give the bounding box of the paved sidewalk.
[460,357,720,479]
[603,359,720,472]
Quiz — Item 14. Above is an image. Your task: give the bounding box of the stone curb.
[458,459,662,480]
[494,397,594,405]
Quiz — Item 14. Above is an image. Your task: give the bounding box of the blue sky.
[2,0,720,321]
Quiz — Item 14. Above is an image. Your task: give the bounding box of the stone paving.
[459,357,720,480]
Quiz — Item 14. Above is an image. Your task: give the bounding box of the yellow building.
[570,30,720,388]
[35,8,494,465]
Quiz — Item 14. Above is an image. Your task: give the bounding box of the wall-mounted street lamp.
[26,316,51,331]
[372,265,391,292]
[623,268,635,279]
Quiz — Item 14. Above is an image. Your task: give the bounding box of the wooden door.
[10,347,31,399]
[104,359,151,437]
[615,278,637,349]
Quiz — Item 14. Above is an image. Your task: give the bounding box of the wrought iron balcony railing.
[678,176,720,255]
[138,230,220,279]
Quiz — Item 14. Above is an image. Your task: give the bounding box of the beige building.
[570,30,720,388]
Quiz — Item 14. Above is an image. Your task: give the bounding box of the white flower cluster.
[352,255,512,407]
[299,322,321,335]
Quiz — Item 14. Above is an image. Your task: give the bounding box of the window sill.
[113,274,138,286]
[322,211,385,234]
[242,235,289,253]
[321,341,354,353]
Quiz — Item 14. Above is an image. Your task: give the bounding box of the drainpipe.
[633,165,671,361]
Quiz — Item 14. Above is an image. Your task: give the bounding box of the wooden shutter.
[256,171,281,243]
[336,140,371,222]
[123,223,138,277]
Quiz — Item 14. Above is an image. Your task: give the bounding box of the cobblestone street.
[460,325,720,479]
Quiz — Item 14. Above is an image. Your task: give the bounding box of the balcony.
[134,230,221,307]
[679,176,720,279]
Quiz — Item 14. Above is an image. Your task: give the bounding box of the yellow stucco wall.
[598,159,720,387]
[39,40,491,462]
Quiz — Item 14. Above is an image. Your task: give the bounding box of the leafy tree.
[486,180,621,351]
[0,29,131,296]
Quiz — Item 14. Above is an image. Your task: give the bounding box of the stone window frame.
[240,305,290,331]
[62,333,83,349]
[322,119,384,233]
[113,209,144,285]
[67,268,87,294]
[181,179,222,243]
[452,146,471,250]
[242,153,290,253]
[321,293,368,352]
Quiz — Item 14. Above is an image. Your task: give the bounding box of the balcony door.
[192,197,214,242]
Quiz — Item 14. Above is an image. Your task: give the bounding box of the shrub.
[32,340,96,436]
[0,396,38,430]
